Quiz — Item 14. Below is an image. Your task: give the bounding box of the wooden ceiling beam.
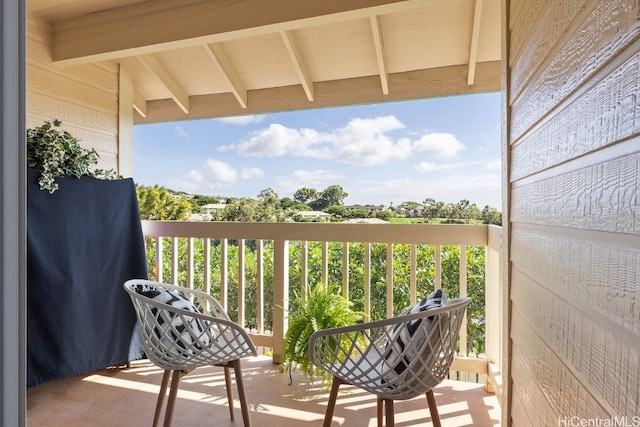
[51,0,428,64]
[135,61,502,125]
[369,15,389,95]
[280,30,314,102]
[467,0,484,86]
[119,57,148,117]
[136,54,189,114]
[133,88,147,118]
[203,43,248,109]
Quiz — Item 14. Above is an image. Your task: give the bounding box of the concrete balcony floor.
[27,356,501,426]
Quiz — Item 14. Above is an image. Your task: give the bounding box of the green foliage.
[280,283,363,383]
[293,187,318,204]
[27,119,117,193]
[136,185,192,220]
[280,197,310,211]
[375,210,393,221]
[481,205,502,225]
[324,205,348,219]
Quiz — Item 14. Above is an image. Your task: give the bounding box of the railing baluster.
[187,237,194,290]
[410,244,417,304]
[342,242,349,300]
[364,242,371,320]
[238,239,245,327]
[220,238,228,311]
[386,243,393,318]
[256,239,264,334]
[301,240,308,301]
[435,243,441,290]
[272,239,289,364]
[458,244,469,382]
[204,238,211,295]
[155,236,163,282]
[171,237,179,285]
[321,241,328,287]
[459,245,468,355]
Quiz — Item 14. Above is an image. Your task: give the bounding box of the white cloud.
[241,167,265,180]
[228,124,321,158]
[205,159,238,183]
[222,116,412,165]
[217,115,266,125]
[413,162,459,173]
[412,133,464,158]
[166,158,240,194]
[166,170,202,192]
[174,126,190,140]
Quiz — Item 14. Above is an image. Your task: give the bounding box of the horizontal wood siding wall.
[26,14,120,172]
[508,0,640,424]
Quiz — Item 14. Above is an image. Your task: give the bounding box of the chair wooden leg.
[377,399,383,427]
[163,370,184,427]
[426,389,442,427]
[224,366,234,421]
[153,370,172,427]
[232,359,252,427]
[384,399,395,427]
[323,376,344,427]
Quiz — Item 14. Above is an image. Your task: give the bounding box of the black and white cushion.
[134,285,211,355]
[384,288,447,377]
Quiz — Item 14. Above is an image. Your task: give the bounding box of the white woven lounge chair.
[123,279,257,427]
[309,296,471,427]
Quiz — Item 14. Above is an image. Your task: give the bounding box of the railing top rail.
[141,221,491,246]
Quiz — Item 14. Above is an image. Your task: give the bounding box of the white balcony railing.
[141,221,504,403]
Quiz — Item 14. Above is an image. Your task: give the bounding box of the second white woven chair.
[309,295,471,427]
[123,279,257,427]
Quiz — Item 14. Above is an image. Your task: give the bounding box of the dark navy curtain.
[27,168,148,387]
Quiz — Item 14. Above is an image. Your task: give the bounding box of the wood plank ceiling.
[29,0,502,124]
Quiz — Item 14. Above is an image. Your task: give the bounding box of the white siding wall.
[26,14,120,173]
[507,0,640,424]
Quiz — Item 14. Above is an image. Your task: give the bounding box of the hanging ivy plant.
[27,119,117,193]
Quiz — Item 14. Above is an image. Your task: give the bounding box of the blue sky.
[133,92,502,209]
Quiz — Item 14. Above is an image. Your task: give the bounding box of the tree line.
[136,184,502,225]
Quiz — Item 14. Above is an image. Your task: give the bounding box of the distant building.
[201,203,227,214]
[189,213,212,222]
[296,210,332,220]
[341,218,389,224]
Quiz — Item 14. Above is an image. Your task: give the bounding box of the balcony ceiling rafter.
[29,0,502,124]
[203,43,248,109]
[132,88,146,118]
[370,15,389,95]
[135,53,190,114]
[280,30,314,102]
[467,0,484,86]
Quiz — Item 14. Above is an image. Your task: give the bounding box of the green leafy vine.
[27,119,117,193]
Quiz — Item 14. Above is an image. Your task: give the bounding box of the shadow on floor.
[27,357,501,426]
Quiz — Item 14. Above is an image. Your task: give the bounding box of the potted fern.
[281,283,364,385]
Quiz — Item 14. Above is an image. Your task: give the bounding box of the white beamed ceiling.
[29,0,502,124]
